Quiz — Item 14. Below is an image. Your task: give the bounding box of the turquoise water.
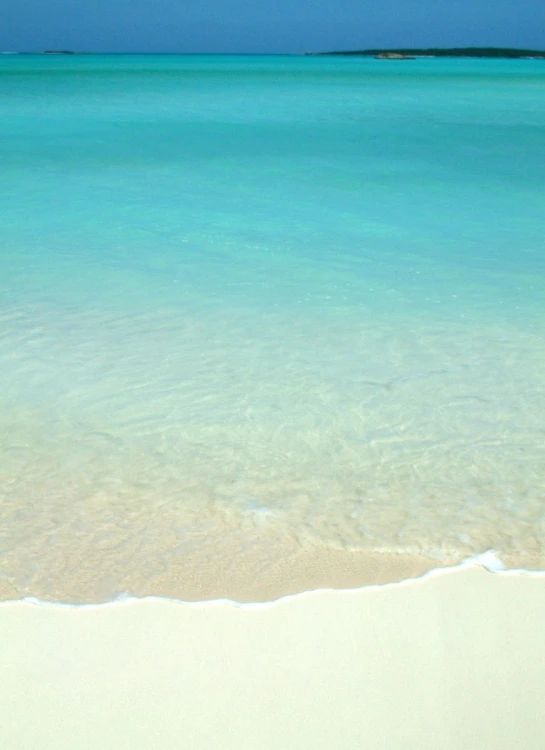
[1,54,544,601]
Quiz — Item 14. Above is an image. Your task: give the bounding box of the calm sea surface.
[1,54,544,601]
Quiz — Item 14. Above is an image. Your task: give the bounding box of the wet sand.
[0,542,444,603]
[1,564,545,749]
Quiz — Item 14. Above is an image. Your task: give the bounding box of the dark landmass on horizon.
[1,47,543,58]
[313,47,545,59]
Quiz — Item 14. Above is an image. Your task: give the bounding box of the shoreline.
[0,546,445,604]
[2,563,545,748]
[1,551,544,609]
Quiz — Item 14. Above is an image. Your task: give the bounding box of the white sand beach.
[1,564,545,749]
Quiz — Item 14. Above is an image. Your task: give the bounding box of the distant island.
[313,47,545,60]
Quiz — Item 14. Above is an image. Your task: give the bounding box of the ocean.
[1,53,544,602]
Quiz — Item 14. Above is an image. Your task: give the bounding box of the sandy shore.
[1,564,545,749]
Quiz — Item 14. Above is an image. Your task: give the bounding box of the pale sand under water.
[1,565,545,749]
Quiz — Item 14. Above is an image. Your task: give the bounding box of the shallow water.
[1,54,544,601]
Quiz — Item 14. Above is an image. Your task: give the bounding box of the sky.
[2,0,545,54]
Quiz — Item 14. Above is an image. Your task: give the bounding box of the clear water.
[1,54,544,601]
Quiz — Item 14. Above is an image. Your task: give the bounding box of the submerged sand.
[0,543,445,603]
[1,564,545,749]
[2,308,545,604]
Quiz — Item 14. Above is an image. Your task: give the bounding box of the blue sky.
[2,0,545,53]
